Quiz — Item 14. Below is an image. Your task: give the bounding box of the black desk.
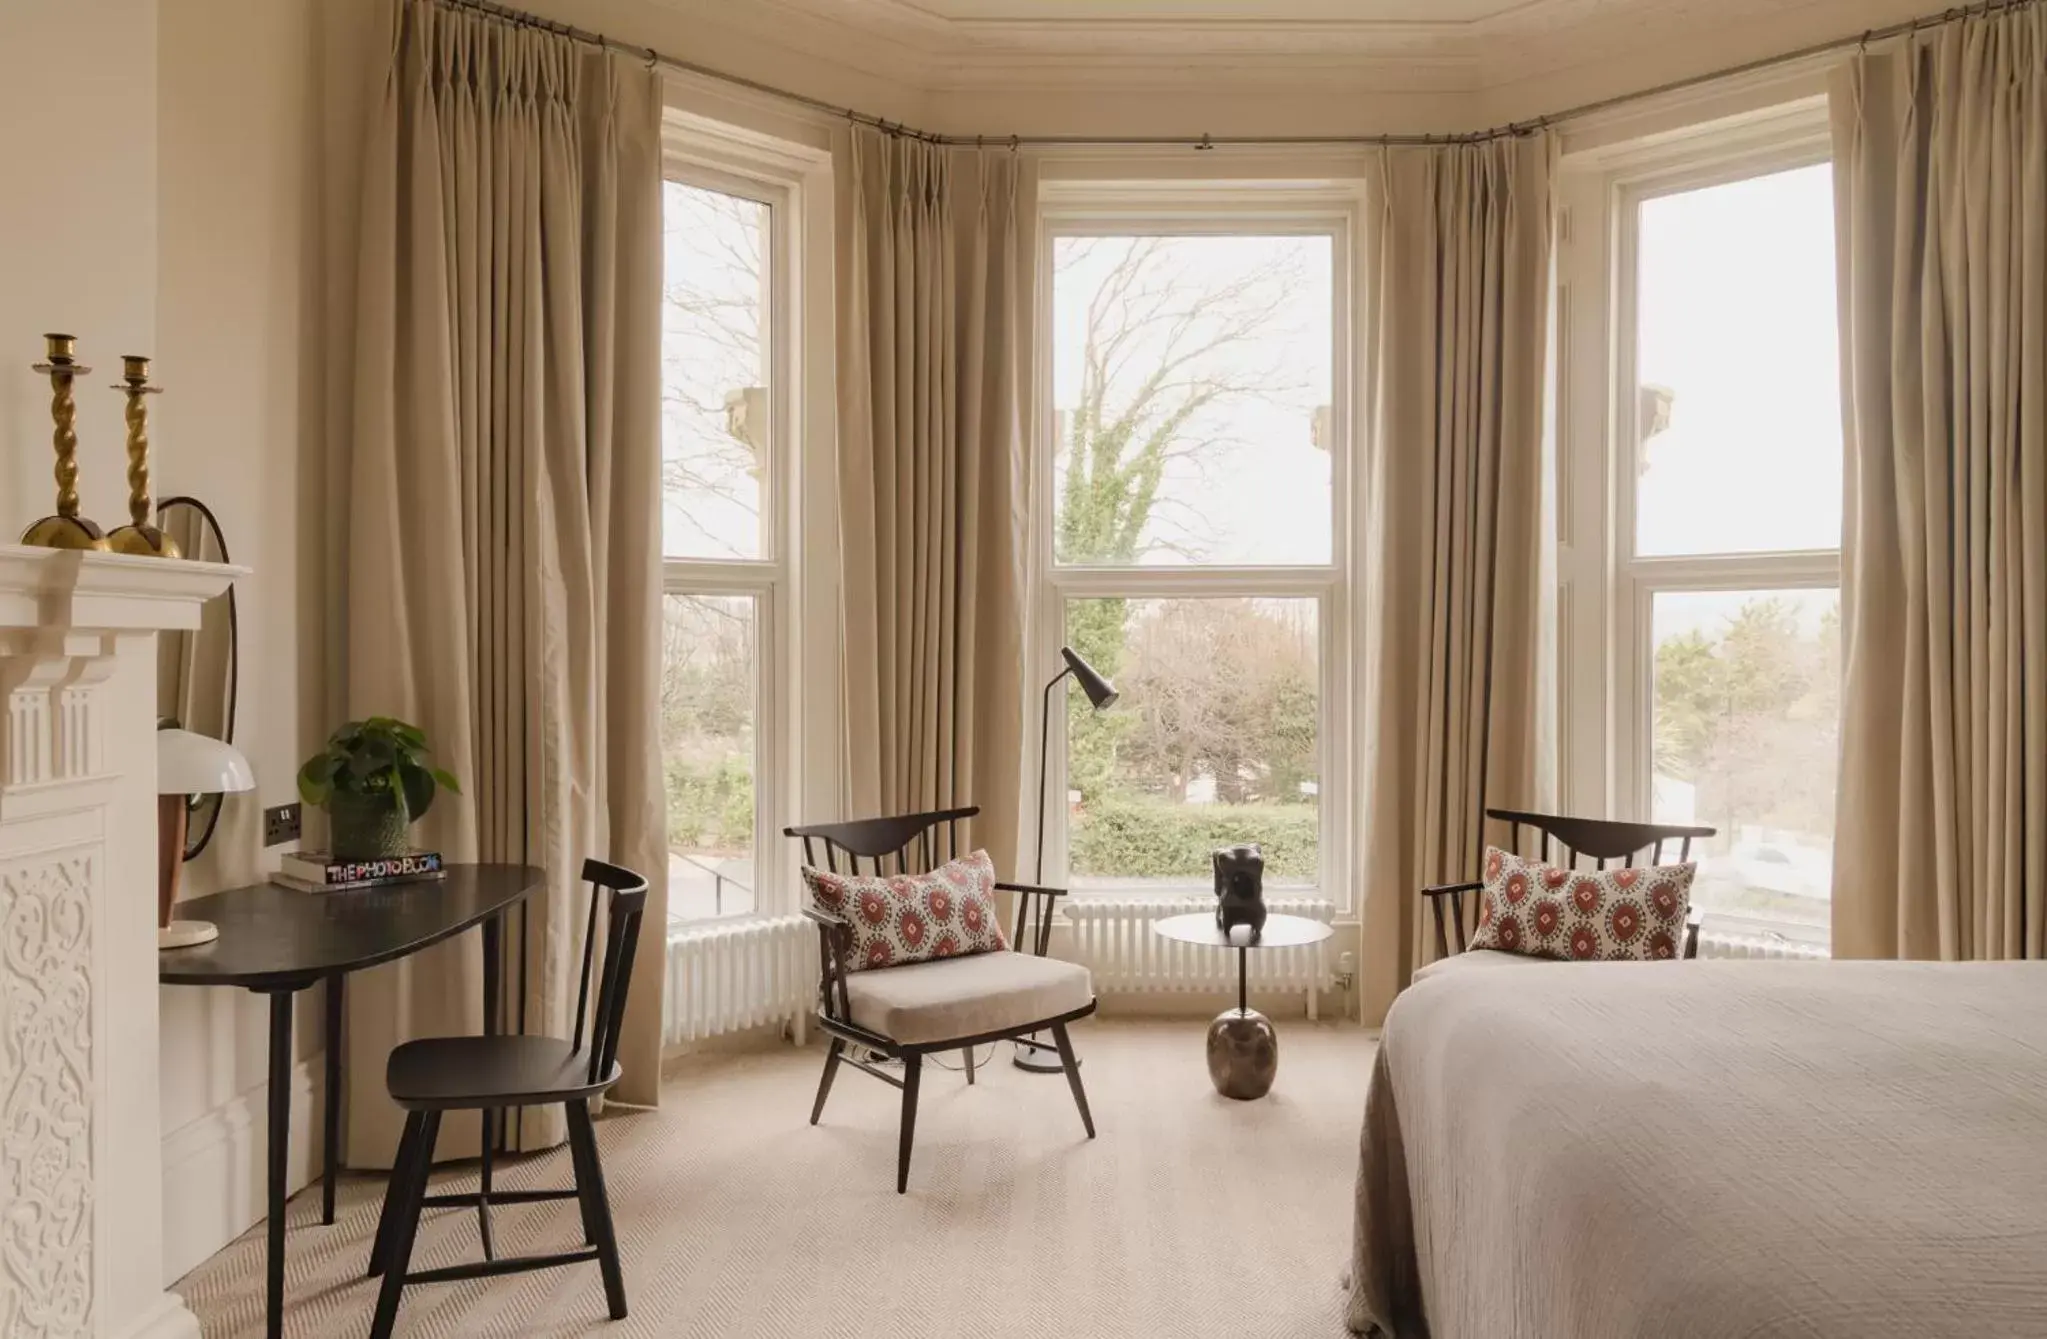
[160,863,544,1339]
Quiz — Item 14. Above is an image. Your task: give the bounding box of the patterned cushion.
[800,850,1009,972]
[1468,845,1695,962]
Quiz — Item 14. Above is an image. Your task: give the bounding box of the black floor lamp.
[1015,645,1119,1073]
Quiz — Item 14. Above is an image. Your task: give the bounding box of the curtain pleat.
[1357,135,1556,1023]
[337,0,665,1167]
[834,128,1033,875]
[1831,8,2047,962]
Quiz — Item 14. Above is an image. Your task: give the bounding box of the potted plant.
[297,717,460,860]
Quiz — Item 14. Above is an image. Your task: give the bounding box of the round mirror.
[156,496,237,861]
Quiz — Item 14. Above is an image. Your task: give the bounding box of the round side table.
[1153,912,1335,1100]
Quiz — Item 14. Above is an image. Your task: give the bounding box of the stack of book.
[273,850,445,893]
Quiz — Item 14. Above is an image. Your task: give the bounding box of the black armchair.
[785,806,1097,1192]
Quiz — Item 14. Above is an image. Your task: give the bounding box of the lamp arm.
[1035,665,1074,886]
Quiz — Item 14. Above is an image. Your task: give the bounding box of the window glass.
[663,182,771,560]
[1065,597,1319,895]
[1650,588,1838,933]
[1052,235,1335,566]
[660,593,757,922]
[1635,164,1842,557]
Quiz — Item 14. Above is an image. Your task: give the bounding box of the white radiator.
[1697,930,1830,962]
[663,915,816,1046]
[1065,898,1337,1018]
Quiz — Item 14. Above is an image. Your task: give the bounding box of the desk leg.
[263,987,293,1339]
[323,973,343,1226]
[478,911,500,1261]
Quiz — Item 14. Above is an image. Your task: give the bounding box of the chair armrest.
[1420,881,1484,901]
[802,906,854,1020]
[995,881,1068,900]
[1682,905,1706,961]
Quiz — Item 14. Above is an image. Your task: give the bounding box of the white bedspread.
[1348,956,2047,1337]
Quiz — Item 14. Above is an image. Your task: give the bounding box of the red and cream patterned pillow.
[800,850,1009,972]
[1469,845,1695,962]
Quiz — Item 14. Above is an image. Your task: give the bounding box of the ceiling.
[902,0,1533,19]
[651,0,1932,136]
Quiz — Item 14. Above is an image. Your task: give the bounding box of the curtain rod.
[435,0,2037,149]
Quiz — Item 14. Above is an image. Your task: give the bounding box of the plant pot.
[328,790,412,860]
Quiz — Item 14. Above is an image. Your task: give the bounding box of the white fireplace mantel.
[0,545,245,1339]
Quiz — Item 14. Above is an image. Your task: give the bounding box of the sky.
[1635,162,1842,559]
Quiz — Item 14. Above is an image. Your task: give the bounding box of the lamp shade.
[1061,646,1119,710]
[157,728,255,796]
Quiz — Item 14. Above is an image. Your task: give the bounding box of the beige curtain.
[1831,10,2047,962]
[337,0,666,1165]
[834,128,1035,874]
[1357,135,1557,1023]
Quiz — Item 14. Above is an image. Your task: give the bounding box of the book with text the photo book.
[273,849,445,893]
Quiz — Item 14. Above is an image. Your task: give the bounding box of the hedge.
[1071,799,1318,880]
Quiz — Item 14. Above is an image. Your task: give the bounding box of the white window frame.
[1557,97,1841,942]
[660,113,837,924]
[1032,181,1357,912]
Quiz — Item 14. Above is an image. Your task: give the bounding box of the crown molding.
[677,0,1503,78]
[616,0,1933,135]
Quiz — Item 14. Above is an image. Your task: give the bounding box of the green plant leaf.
[399,761,437,821]
[305,715,448,809]
[296,753,341,806]
[430,767,461,796]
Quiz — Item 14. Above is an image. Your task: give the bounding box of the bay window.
[1037,193,1352,907]
[1561,113,1841,949]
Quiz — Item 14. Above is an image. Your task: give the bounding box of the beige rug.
[176,1019,1372,1336]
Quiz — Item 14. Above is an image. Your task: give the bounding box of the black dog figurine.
[1214,843,1267,945]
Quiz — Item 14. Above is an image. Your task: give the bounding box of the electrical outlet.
[263,802,302,848]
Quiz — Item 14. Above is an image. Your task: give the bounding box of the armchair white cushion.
[845,951,1094,1046]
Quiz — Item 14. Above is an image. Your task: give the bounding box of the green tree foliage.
[660,596,756,853]
[1073,799,1317,881]
[1652,595,1839,840]
[1069,599,1320,880]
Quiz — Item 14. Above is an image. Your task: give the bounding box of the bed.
[1347,954,2047,1337]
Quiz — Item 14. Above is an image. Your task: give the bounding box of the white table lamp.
[157,727,256,948]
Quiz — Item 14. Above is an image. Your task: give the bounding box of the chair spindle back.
[786,806,979,877]
[570,858,649,1088]
[1433,808,1716,958]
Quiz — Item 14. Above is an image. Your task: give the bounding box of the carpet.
[175,1019,1372,1336]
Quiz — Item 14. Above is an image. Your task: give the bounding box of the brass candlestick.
[21,334,110,550]
[105,355,178,558]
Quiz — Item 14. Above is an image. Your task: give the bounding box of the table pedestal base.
[1206,1007,1278,1100]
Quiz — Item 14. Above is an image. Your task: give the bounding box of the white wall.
[153,0,327,1285]
[0,0,159,540]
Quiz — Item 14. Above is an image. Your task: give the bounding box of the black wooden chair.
[1423,808,1716,962]
[365,859,647,1338]
[785,806,1097,1192]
